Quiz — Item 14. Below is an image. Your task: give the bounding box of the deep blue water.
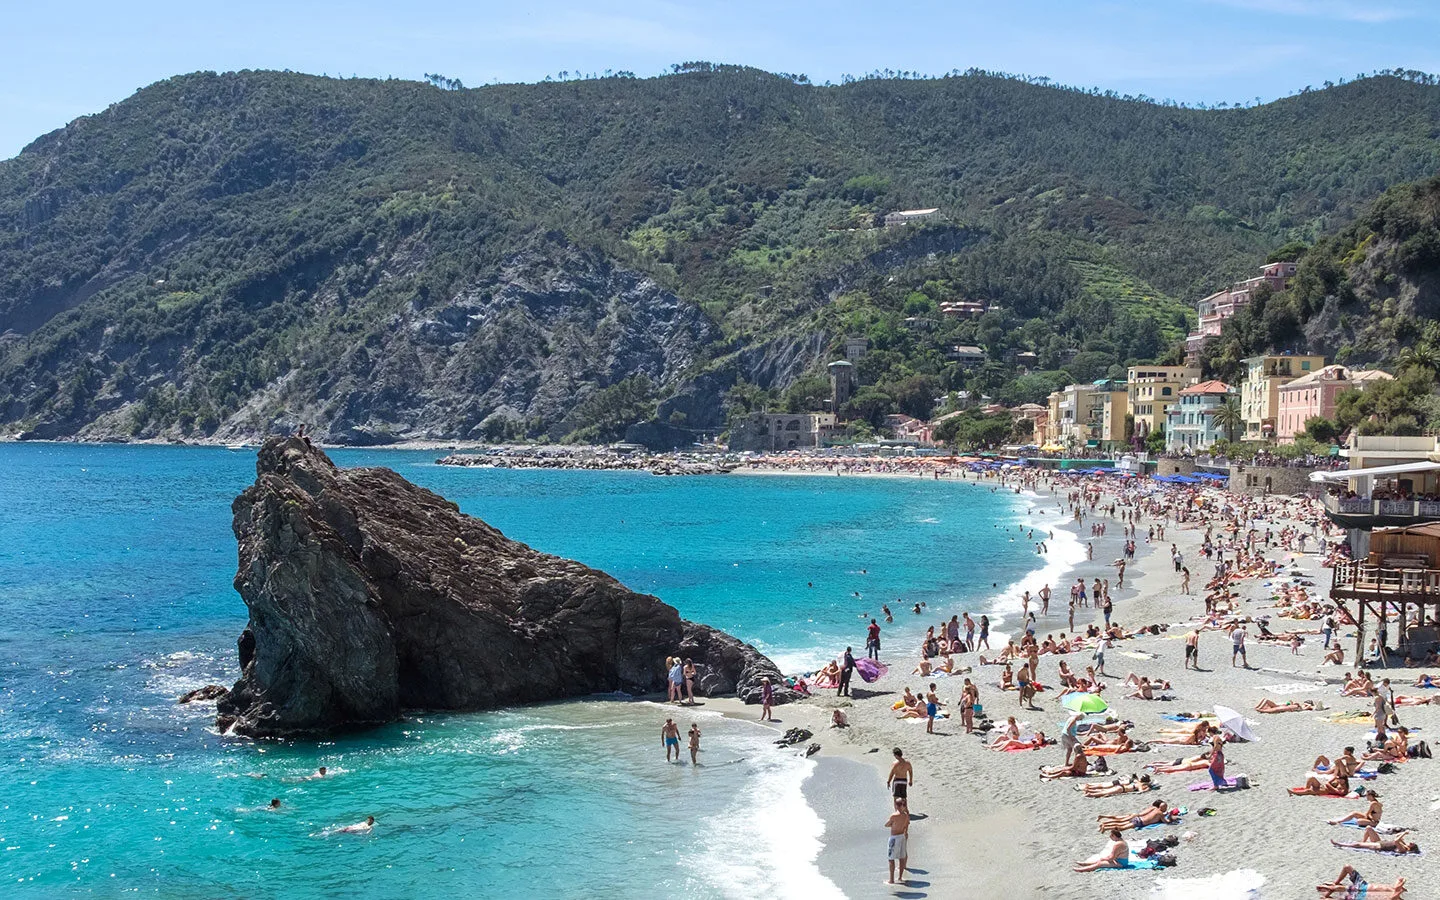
[0,444,1062,897]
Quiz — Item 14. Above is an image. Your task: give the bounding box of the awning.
[1309,460,1440,483]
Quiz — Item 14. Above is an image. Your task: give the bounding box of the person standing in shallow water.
[688,723,701,765]
[661,718,681,762]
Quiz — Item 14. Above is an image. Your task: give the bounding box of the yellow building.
[1127,366,1200,437]
[1239,354,1326,440]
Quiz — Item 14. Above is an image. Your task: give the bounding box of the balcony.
[1322,494,1440,526]
[1331,559,1440,602]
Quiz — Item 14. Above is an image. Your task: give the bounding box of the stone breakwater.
[436,450,735,476]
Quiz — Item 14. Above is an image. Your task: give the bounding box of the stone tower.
[828,359,856,411]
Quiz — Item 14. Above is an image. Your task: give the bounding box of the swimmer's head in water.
[318,766,327,775]
[366,816,375,825]
[270,798,281,808]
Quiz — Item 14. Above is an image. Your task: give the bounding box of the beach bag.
[1154,853,1178,867]
[1232,774,1250,789]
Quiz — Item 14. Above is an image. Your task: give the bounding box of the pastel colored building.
[1275,366,1394,443]
[1127,365,1201,437]
[1185,262,1299,362]
[1164,380,1237,452]
[1239,354,1326,440]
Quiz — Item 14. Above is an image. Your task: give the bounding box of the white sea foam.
[690,726,844,900]
[975,496,1088,638]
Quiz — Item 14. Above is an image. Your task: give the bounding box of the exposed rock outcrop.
[216,438,790,737]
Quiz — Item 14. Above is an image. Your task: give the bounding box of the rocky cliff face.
[216,437,791,737]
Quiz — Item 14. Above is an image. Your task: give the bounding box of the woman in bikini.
[1288,771,1350,797]
[1329,827,1419,854]
[1079,774,1152,798]
[1254,698,1319,713]
[987,716,1021,749]
[1327,790,1382,827]
[1145,752,1212,774]
[1072,830,1130,872]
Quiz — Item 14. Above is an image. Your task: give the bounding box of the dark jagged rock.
[775,727,813,746]
[178,684,229,704]
[216,437,793,738]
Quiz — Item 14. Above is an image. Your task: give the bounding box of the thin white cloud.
[1201,0,1430,24]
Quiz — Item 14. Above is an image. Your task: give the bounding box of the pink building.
[1275,365,1394,442]
[1185,262,1298,362]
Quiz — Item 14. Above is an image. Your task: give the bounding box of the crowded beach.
[688,460,1437,898]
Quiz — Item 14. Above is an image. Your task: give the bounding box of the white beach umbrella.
[1212,705,1259,742]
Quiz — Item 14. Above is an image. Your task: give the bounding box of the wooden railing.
[1331,560,1440,599]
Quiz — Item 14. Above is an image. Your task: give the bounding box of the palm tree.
[1398,343,1440,377]
[1212,397,1244,443]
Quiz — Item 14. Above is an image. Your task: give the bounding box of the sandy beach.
[710,471,1437,899]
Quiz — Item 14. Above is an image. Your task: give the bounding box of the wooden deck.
[1330,560,1440,602]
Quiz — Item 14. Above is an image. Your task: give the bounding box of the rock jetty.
[217,438,789,738]
[436,448,734,476]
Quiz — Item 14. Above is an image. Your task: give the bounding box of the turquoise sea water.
[0,444,1071,897]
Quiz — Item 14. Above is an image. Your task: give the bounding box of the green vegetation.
[3,67,1440,440]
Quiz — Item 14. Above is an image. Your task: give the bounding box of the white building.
[883,208,940,227]
[1164,380,1236,452]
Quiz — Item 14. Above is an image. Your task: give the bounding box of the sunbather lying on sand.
[1078,774,1152,798]
[1393,695,1431,706]
[990,732,1047,752]
[1145,753,1211,774]
[1255,698,1320,713]
[1083,728,1135,753]
[1330,826,1419,854]
[1316,866,1406,898]
[1152,720,1215,744]
[1096,799,1175,833]
[1327,790,1381,827]
[1288,772,1350,796]
[1072,830,1129,872]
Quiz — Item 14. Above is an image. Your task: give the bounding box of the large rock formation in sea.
[216,437,792,737]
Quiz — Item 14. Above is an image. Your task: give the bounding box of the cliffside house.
[946,345,987,368]
[1184,262,1299,363]
[883,208,940,227]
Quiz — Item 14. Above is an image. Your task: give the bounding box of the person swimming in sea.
[332,816,375,835]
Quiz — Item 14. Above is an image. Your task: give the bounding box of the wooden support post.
[1357,597,1366,664]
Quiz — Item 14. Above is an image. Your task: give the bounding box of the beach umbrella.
[853,658,888,683]
[1060,692,1109,714]
[1213,705,1259,742]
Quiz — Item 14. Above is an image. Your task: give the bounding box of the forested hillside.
[2,66,1439,443]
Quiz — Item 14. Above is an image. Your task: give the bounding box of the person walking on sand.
[885,797,911,885]
[961,679,979,734]
[1181,567,1191,594]
[1185,630,1200,670]
[1040,583,1051,615]
[1094,634,1110,676]
[839,647,856,697]
[1232,625,1248,668]
[760,677,774,721]
[866,619,882,660]
[688,723,701,765]
[662,718,681,762]
[887,748,914,802]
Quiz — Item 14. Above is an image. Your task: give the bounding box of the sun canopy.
[1309,460,1440,484]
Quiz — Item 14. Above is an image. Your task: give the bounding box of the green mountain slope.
[2,67,1439,442]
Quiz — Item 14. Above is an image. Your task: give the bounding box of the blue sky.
[2,0,1437,159]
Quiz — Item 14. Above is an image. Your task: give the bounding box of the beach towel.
[1319,711,1371,724]
[1342,822,1412,834]
[1339,845,1422,857]
[853,658,887,683]
[1113,857,1163,870]
[1135,816,1183,831]
[1188,777,1239,791]
[1257,682,1326,695]
[1150,869,1266,899]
